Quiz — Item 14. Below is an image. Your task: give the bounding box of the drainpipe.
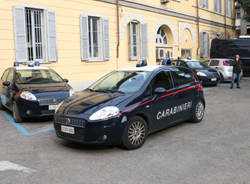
[196,0,200,57]
[116,0,120,59]
[224,0,227,38]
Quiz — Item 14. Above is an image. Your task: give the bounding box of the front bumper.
[199,76,220,86]
[16,98,64,118]
[54,116,125,145]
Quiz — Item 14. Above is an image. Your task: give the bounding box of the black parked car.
[0,63,74,122]
[54,64,205,150]
[175,59,220,86]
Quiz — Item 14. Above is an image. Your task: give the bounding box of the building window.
[130,22,139,60]
[247,28,250,35]
[13,6,57,62]
[214,0,222,14]
[200,32,209,58]
[226,0,232,17]
[25,8,45,61]
[88,16,101,59]
[156,27,168,46]
[199,0,208,9]
[80,15,110,61]
[181,49,192,59]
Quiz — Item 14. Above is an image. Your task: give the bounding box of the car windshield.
[186,61,205,68]
[88,71,151,93]
[16,69,64,84]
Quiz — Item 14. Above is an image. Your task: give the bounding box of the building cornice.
[95,0,234,29]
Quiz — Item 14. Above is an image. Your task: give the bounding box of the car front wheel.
[13,102,23,123]
[191,100,205,123]
[121,116,148,150]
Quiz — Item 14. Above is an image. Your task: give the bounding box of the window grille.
[25,8,44,61]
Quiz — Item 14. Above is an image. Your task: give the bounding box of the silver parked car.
[208,58,233,82]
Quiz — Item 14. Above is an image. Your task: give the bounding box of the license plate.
[49,105,58,110]
[61,125,75,134]
[211,78,217,81]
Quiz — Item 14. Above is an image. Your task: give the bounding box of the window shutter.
[199,0,203,8]
[80,15,89,61]
[229,0,232,17]
[219,0,222,13]
[200,32,204,58]
[47,10,57,62]
[204,33,209,58]
[214,0,218,12]
[102,18,110,61]
[140,23,148,59]
[226,0,228,16]
[13,6,27,62]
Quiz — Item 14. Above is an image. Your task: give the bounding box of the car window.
[153,71,173,90]
[209,60,219,66]
[1,69,9,81]
[89,71,151,93]
[179,61,187,67]
[186,61,204,68]
[6,69,14,83]
[16,69,64,84]
[172,68,195,87]
[225,60,233,66]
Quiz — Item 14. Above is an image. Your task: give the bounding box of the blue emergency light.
[14,61,19,67]
[35,61,40,66]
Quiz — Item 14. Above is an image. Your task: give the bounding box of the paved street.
[0,79,250,184]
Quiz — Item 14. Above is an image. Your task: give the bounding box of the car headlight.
[197,72,207,77]
[55,101,64,113]
[69,89,74,97]
[89,106,120,121]
[20,91,37,101]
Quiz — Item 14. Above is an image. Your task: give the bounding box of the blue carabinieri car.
[54,63,205,150]
[0,62,74,122]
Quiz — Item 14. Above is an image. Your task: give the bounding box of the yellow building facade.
[0,0,236,83]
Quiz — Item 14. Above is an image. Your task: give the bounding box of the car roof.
[118,65,164,72]
[180,59,200,62]
[14,66,50,71]
[210,58,233,60]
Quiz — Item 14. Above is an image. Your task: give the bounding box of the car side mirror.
[63,79,69,83]
[154,87,167,94]
[2,81,10,87]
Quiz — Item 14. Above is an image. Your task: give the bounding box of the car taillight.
[223,61,228,66]
[197,83,203,92]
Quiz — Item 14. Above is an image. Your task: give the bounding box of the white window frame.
[130,22,139,60]
[156,27,168,47]
[88,16,103,61]
[22,4,49,62]
[25,8,46,62]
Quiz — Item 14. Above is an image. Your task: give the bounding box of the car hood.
[56,90,131,116]
[16,83,71,93]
